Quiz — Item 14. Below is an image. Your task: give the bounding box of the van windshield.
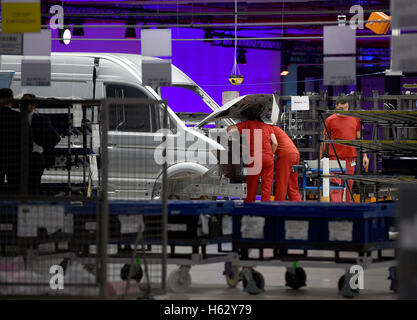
[159,84,219,113]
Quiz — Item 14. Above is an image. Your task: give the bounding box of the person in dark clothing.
[0,88,32,195]
[22,94,61,194]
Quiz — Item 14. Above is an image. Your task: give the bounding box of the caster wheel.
[285,267,307,290]
[168,267,192,293]
[120,264,143,283]
[338,275,360,299]
[242,269,265,295]
[388,266,398,293]
[224,262,240,288]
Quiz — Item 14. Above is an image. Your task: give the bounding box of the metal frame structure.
[273,91,417,202]
[228,201,397,298]
[0,98,170,299]
[0,98,107,298]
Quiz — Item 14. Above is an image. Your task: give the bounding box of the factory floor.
[155,245,397,300]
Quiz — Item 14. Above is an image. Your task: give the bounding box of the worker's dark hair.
[243,104,264,121]
[0,88,14,100]
[336,97,349,106]
[22,93,36,100]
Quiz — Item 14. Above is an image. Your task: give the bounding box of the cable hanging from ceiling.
[229,0,244,85]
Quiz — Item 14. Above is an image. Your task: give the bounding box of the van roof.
[1,52,197,86]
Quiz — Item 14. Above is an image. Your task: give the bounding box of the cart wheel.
[285,267,307,290]
[338,275,360,299]
[223,262,240,288]
[120,264,143,283]
[168,266,192,293]
[242,269,265,295]
[388,266,398,293]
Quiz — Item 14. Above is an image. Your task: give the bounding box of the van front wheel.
[151,166,210,200]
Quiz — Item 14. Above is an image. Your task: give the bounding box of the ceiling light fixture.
[59,28,71,45]
[237,48,247,64]
[229,0,244,85]
[281,67,290,76]
[203,29,214,43]
[125,22,136,39]
[72,19,84,36]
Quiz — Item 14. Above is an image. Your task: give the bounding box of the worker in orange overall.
[321,97,369,202]
[269,124,302,201]
[227,108,277,202]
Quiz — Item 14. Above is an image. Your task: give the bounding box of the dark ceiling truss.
[211,38,283,51]
[37,0,391,61]
[41,1,390,22]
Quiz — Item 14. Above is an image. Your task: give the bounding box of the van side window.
[106,84,157,132]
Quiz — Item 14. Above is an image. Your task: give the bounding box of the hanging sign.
[1,0,41,33]
[291,96,310,111]
[21,59,51,87]
[0,33,23,54]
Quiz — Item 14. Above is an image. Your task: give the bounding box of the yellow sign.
[1,0,41,33]
[403,84,417,89]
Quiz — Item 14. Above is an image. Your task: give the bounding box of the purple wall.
[52,27,281,113]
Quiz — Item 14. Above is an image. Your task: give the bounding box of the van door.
[105,84,165,199]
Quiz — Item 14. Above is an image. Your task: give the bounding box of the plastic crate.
[0,201,73,252]
[71,200,234,241]
[231,202,395,245]
[163,201,233,239]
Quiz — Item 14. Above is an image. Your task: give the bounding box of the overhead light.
[229,74,244,85]
[385,69,403,76]
[72,20,84,36]
[203,29,214,43]
[337,14,347,26]
[59,28,71,45]
[125,22,136,39]
[237,49,247,65]
[281,67,290,76]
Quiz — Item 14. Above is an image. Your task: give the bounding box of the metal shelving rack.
[273,91,417,202]
[318,94,417,202]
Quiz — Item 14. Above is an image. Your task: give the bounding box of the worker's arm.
[357,130,370,169]
[227,124,238,133]
[270,133,278,154]
[362,153,370,170]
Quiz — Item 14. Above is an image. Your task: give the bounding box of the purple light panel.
[52,26,281,113]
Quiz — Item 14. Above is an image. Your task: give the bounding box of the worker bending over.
[270,124,302,201]
[227,107,277,202]
[320,97,369,202]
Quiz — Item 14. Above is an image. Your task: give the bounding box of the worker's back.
[270,125,298,156]
[236,119,274,162]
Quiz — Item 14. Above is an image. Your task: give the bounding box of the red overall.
[270,126,301,201]
[324,114,360,203]
[236,120,274,203]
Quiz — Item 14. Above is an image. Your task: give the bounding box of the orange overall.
[270,125,301,201]
[236,120,274,203]
[324,114,360,203]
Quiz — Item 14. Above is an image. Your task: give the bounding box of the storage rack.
[39,99,101,197]
[320,107,417,201]
[273,91,417,201]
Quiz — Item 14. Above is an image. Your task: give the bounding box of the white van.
[1,53,244,200]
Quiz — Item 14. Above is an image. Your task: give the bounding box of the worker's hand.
[362,155,369,170]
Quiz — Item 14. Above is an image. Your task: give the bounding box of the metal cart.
[228,201,397,298]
